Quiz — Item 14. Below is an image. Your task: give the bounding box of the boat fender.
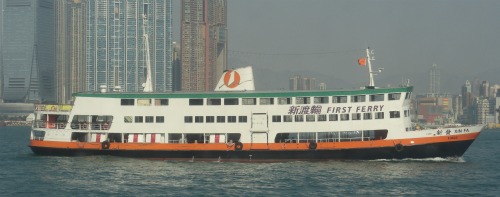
[235,142,243,151]
[309,142,317,150]
[101,140,110,150]
[395,143,404,152]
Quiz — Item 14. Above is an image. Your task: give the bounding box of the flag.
[358,58,366,66]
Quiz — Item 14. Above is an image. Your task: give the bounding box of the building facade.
[181,0,227,91]
[289,75,316,91]
[1,0,55,103]
[429,64,440,95]
[54,0,87,104]
[86,0,172,93]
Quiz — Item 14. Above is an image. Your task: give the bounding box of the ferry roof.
[73,86,413,99]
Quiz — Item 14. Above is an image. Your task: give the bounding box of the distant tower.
[429,64,440,94]
[181,0,227,91]
[480,80,489,98]
[462,80,472,108]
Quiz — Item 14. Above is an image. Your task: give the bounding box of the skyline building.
[0,0,55,103]
[54,0,86,104]
[85,0,172,93]
[289,75,316,91]
[429,64,440,94]
[181,0,227,91]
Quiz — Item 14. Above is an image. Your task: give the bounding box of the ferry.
[29,48,483,161]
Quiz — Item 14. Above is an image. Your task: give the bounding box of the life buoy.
[235,142,243,151]
[309,142,317,150]
[395,143,404,152]
[101,140,110,150]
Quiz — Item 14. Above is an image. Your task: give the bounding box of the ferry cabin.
[32,87,414,148]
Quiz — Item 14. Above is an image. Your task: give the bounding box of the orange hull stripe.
[30,132,479,151]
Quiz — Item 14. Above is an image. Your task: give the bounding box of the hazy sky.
[173,0,500,93]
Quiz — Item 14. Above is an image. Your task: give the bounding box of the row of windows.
[124,116,164,123]
[184,116,248,123]
[119,92,411,106]
[274,130,389,143]
[271,111,403,122]
[122,110,410,124]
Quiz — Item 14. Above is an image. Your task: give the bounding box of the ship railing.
[32,121,67,129]
[70,122,112,130]
[32,136,45,141]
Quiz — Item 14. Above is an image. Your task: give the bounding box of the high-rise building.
[462,80,472,109]
[55,0,86,104]
[289,75,316,91]
[429,64,440,94]
[480,80,490,98]
[181,0,227,91]
[86,0,172,93]
[1,0,55,103]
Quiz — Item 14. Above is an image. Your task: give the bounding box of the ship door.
[250,113,269,149]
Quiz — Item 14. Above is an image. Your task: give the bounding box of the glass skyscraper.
[85,0,172,93]
[0,0,55,103]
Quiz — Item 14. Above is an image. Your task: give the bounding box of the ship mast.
[142,6,152,93]
[365,47,382,88]
[366,47,375,87]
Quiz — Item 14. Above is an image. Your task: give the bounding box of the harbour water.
[1,126,499,196]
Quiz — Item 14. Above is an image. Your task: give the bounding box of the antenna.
[365,47,382,88]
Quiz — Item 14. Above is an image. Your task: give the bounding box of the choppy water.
[1,127,499,196]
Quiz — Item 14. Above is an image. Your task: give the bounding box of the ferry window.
[195,116,204,123]
[272,115,281,122]
[405,92,412,99]
[217,116,225,123]
[242,98,256,105]
[124,116,133,123]
[155,99,169,106]
[299,133,316,143]
[145,116,154,123]
[227,133,241,143]
[206,116,215,123]
[352,113,361,120]
[137,99,152,106]
[121,99,134,106]
[296,97,310,104]
[278,97,292,105]
[283,115,293,122]
[274,133,298,143]
[329,114,338,121]
[168,133,183,143]
[375,112,384,119]
[295,115,304,122]
[314,97,329,104]
[306,115,315,122]
[332,96,347,103]
[404,110,410,117]
[318,132,339,143]
[224,98,239,105]
[156,116,165,123]
[389,93,401,100]
[363,113,372,120]
[184,116,193,123]
[228,116,237,123]
[317,114,327,121]
[135,116,144,123]
[260,98,274,105]
[340,114,349,121]
[390,111,401,118]
[207,98,221,105]
[351,95,366,103]
[370,94,384,102]
[238,116,247,123]
[189,99,204,106]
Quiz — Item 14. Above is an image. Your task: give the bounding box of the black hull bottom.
[30,140,476,161]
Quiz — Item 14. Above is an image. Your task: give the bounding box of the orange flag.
[358,58,366,66]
